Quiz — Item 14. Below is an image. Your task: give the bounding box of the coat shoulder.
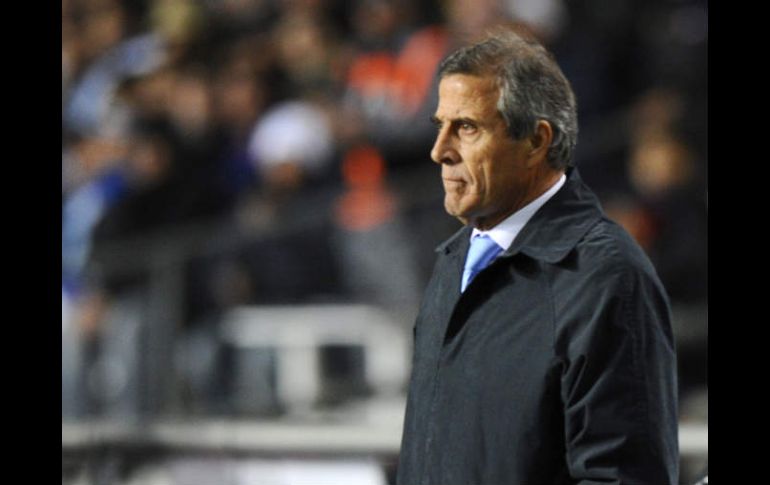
[570,215,663,284]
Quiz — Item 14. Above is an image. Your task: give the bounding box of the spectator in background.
[442,0,512,45]
[209,43,271,205]
[62,133,129,419]
[341,0,449,168]
[62,135,129,290]
[331,143,423,325]
[271,7,345,97]
[148,0,208,65]
[64,0,167,139]
[90,128,177,248]
[501,0,567,43]
[174,37,273,335]
[605,87,708,305]
[627,125,707,304]
[243,98,336,224]
[233,96,342,303]
[205,0,279,44]
[82,128,177,356]
[87,73,233,336]
[91,61,232,247]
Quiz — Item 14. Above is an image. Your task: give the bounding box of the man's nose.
[431,127,458,165]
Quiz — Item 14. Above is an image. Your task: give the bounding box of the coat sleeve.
[557,258,680,485]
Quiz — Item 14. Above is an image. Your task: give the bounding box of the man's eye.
[460,122,476,133]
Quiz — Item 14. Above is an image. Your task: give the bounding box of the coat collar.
[435,167,605,264]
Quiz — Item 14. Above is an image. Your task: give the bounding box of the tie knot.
[465,234,502,271]
[462,234,503,292]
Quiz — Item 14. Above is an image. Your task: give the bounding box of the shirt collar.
[436,167,606,264]
[470,173,566,250]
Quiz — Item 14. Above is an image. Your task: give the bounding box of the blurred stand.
[219,304,409,415]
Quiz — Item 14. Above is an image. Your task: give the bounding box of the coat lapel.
[431,225,472,346]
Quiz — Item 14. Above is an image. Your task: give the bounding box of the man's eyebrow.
[431,115,479,125]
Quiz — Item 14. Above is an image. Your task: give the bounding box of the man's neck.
[470,170,565,231]
[468,171,567,253]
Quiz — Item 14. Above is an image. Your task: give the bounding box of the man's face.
[431,74,544,229]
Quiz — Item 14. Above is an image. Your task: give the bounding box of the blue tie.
[461,234,503,292]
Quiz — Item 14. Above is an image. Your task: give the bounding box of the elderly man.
[397,29,679,485]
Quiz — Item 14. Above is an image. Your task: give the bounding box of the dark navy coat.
[397,168,679,485]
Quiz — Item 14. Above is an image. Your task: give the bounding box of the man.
[397,29,679,485]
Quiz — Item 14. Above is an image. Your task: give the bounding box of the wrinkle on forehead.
[436,74,502,123]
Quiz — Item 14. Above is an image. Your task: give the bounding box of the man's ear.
[526,120,553,168]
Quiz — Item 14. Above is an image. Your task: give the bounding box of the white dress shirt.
[470,173,566,250]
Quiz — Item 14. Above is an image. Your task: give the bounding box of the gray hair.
[437,29,578,170]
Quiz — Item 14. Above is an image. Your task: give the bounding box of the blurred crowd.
[62,0,707,419]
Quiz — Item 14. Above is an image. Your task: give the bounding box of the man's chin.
[443,200,472,226]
